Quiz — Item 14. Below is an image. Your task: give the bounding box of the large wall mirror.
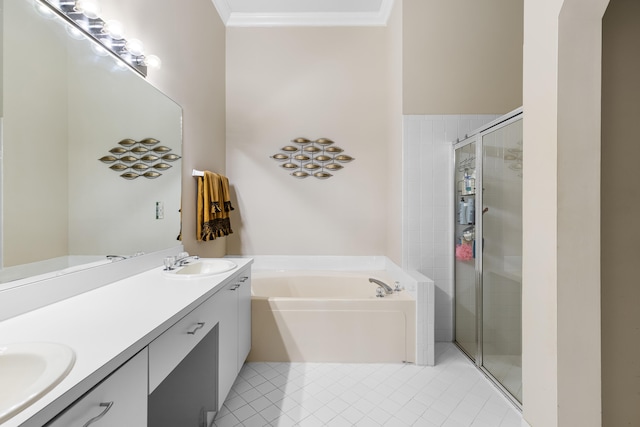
[0,0,182,288]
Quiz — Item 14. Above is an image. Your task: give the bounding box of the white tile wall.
[402,115,499,342]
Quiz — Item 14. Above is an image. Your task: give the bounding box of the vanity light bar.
[37,0,160,77]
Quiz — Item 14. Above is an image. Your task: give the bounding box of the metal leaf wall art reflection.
[99,138,181,180]
[270,138,355,179]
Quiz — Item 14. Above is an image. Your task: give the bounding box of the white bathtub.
[248,270,416,364]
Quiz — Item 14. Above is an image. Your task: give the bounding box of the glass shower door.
[454,141,478,360]
[480,118,523,403]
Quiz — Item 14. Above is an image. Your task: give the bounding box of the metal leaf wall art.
[99,138,181,180]
[270,138,355,179]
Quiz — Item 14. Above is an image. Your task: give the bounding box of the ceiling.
[211,0,395,27]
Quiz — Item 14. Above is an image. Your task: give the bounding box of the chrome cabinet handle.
[82,401,113,427]
[187,322,205,335]
[239,276,248,282]
[230,283,239,290]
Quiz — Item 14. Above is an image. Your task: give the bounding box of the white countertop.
[0,257,252,427]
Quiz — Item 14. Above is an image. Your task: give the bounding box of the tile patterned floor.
[213,343,523,427]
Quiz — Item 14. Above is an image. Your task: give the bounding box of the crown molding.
[212,0,394,27]
[212,0,232,25]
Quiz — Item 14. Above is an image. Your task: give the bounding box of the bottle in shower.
[459,198,467,225]
[464,169,472,193]
[466,197,475,224]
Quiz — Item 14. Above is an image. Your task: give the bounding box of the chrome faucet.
[174,255,199,267]
[369,278,394,295]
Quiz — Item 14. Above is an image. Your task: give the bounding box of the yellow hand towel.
[197,171,234,241]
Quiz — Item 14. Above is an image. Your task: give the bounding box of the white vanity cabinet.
[213,271,252,411]
[215,280,240,408]
[148,289,219,393]
[237,274,251,370]
[46,348,148,427]
[148,265,252,419]
[1,259,253,427]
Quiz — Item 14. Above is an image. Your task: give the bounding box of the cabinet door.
[47,348,147,427]
[213,281,238,410]
[148,327,217,427]
[148,292,219,393]
[237,273,251,371]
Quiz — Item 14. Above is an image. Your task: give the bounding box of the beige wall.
[3,0,69,265]
[387,0,404,265]
[101,0,228,258]
[225,10,403,258]
[403,0,523,115]
[523,0,607,425]
[601,1,640,424]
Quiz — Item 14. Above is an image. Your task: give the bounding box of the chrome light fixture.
[36,0,160,77]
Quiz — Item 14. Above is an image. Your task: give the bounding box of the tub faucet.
[369,278,394,295]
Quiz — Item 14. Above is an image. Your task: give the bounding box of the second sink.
[0,342,75,423]
[163,259,237,279]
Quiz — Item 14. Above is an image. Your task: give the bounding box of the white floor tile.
[324,415,353,427]
[265,389,286,404]
[234,404,258,422]
[314,389,337,405]
[393,407,421,425]
[250,396,273,413]
[242,413,270,427]
[355,416,382,426]
[224,395,248,412]
[259,404,284,422]
[297,414,325,427]
[255,381,278,395]
[421,407,449,425]
[215,343,522,427]
[314,406,338,423]
[340,406,365,424]
[368,406,393,424]
[269,414,297,427]
[213,412,241,427]
[241,388,264,404]
[353,398,377,415]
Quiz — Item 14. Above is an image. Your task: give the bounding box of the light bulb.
[65,23,85,40]
[103,20,125,40]
[91,42,109,56]
[144,55,161,69]
[113,57,128,69]
[125,38,144,56]
[99,36,112,50]
[75,0,101,19]
[34,1,55,18]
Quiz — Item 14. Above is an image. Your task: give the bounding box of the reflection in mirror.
[0,0,182,288]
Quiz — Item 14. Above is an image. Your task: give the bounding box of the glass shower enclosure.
[454,109,523,406]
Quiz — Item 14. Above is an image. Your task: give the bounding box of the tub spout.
[369,278,394,294]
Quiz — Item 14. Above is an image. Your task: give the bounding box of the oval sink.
[162,259,237,279]
[0,342,75,423]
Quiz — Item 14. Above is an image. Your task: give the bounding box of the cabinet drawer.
[47,348,148,427]
[148,292,220,393]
